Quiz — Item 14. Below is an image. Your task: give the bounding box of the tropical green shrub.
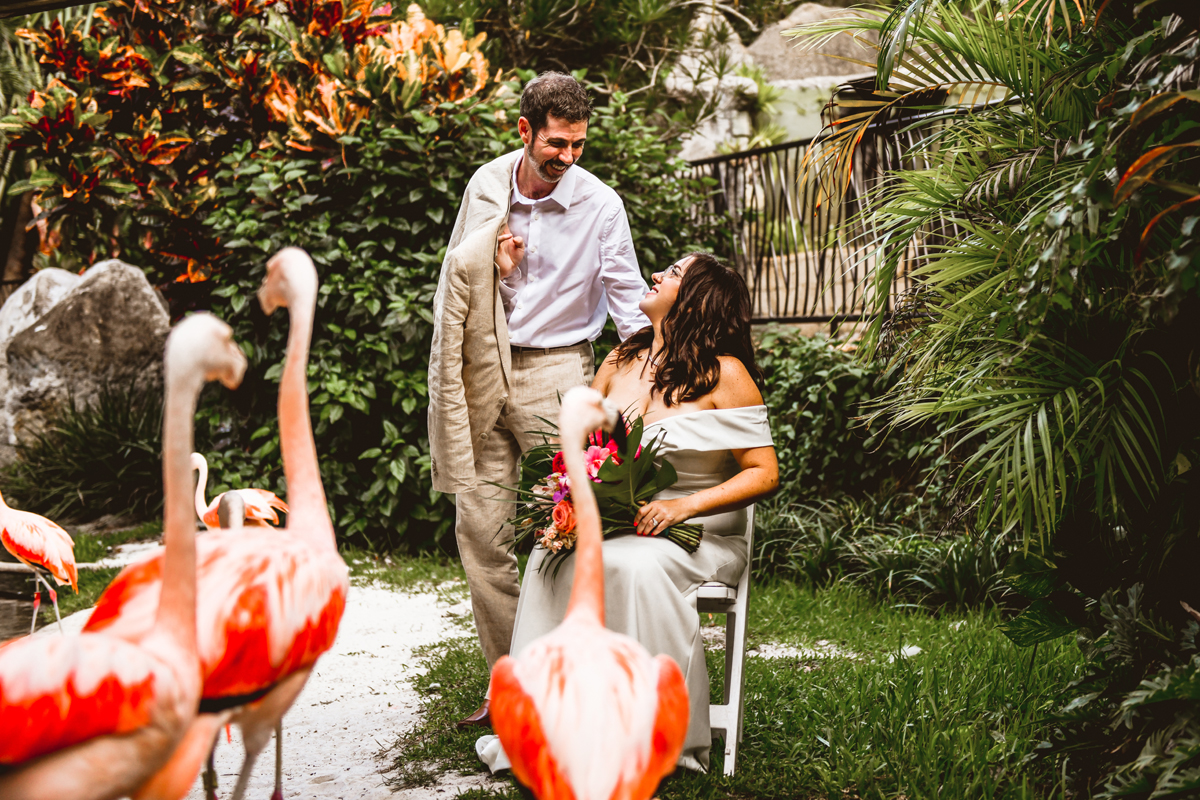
[758,325,949,497]
[0,0,499,282]
[2,384,166,521]
[793,0,1200,792]
[755,491,1012,608]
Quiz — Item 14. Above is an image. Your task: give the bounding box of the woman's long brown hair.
[613,253,763,406]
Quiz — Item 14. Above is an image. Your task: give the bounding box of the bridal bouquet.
[504,414,703,573]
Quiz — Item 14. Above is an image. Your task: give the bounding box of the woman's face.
[639,256,692,321]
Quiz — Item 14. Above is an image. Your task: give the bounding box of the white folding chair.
[696,504,754,776]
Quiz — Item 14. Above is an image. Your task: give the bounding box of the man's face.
[519,114,588,184]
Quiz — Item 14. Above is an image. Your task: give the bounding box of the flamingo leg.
[229,669,309,800]
[227,746,260,800]
[29,576,39,635]
[203,740,219,800]
[33,569,64,633]
[271,722,283,800]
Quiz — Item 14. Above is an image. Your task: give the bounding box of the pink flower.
[584,444,615,480]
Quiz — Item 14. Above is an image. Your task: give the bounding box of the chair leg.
[722,609,736,706]
[725,603,749,776]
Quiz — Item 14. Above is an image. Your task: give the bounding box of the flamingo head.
[166,313,247,391]
[258,247,317,316]
[559,386,621,444]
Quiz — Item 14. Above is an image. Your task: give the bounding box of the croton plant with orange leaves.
[1,0,504,284]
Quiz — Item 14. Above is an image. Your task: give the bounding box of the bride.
[483,252,779,773]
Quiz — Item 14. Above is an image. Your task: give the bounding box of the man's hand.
[496,227,525,280]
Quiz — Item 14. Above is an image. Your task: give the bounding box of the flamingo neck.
[561,427,604,626]
[193,456,209,521]
[156,368,200,654]
[279,289,333,549]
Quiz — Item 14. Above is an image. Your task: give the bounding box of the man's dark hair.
[519,72,592,136]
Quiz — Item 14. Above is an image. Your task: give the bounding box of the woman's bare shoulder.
[592,348,627,392]
[712,356,764,408]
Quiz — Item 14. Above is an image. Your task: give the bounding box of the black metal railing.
[687,109,953,324]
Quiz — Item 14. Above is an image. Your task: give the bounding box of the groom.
[427,72,649,725]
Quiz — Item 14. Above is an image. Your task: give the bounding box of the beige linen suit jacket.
[427,149,523,493]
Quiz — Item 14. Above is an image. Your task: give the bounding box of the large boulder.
[0,268,82,466]
[2,260,169,463]
[747,4,878,81]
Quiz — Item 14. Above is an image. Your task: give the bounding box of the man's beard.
[527,142,570,183]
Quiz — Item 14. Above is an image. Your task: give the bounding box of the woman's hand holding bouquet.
[501,413,702,574]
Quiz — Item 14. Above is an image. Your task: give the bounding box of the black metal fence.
[686,110,949,324]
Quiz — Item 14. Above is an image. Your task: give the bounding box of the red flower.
[551,451,566,475]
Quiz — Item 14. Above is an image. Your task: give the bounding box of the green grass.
[385,581,1081,800]
[343,545,468,592]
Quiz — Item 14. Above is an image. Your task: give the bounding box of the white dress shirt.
[499,157,650,347]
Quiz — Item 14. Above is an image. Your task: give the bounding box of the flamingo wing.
[1,511,78,590]
[235,488,289,525]
[490,655,576,800]
[85,531,347,699]
[625,654,689,800]
[201,489,287,529]
[0,633,165,764]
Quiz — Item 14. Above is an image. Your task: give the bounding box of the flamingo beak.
[611,411,628,452]
[599,396,622,437]
[217,345,248,391]
[257,279,281,316]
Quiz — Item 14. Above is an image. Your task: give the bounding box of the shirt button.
[518,302,523,310]
[530,275,538,282]
[530,246,538,255]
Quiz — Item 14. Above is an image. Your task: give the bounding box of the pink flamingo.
[0,312,246,800]
[0,493,77,634]
[84,248,348,800]
[490,386,690,800]
[190,452,289,530]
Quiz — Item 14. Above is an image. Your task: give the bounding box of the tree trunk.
[0,0,92,18]
[1,192,36,304]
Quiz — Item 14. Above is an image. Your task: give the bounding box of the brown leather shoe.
[455,700,491,730]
